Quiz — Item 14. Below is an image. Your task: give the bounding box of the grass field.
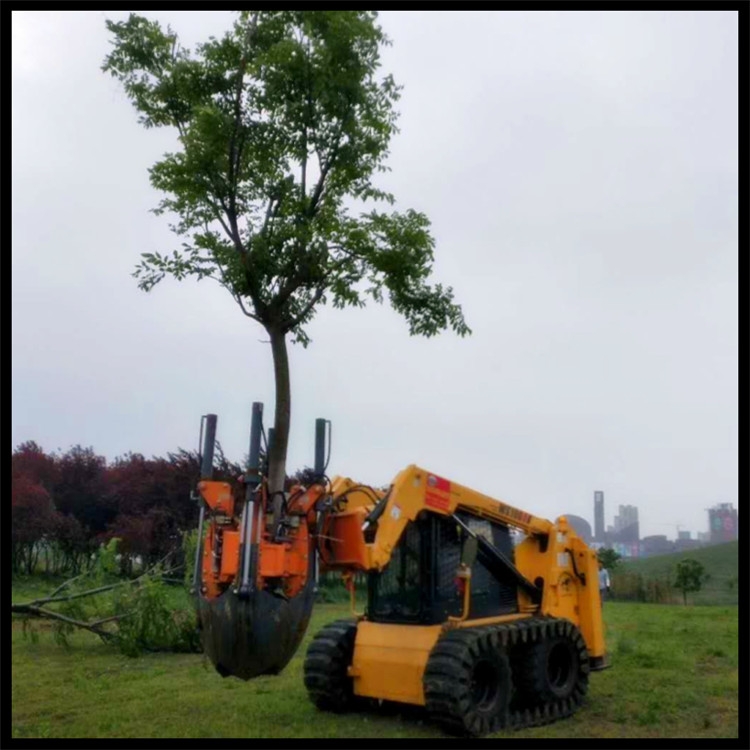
[11,576,739,740]
[616,541,738,606]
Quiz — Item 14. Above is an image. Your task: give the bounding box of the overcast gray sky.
[12,10,738,541]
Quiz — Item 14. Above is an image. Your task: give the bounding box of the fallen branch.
[13,604,117,642]
[47,572,84,599]
[23,582,129,607]
[11,543,201,655]
[88,612,132,628]
[14,555,181,610]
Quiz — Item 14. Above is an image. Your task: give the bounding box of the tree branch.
[15,552,180,610]
[301,35,314,202]
[12,604,117,641]
[284,284,326,331]
[261,196,278,238]
[308,121,346,218]
[47,573,84,599]
[309,156,333,218]
[88,613,133,628]
[235,295,261,321]
[226,13,259,250]
[201,222,261,321]
[274,273,304,312]
[215,196,240,248]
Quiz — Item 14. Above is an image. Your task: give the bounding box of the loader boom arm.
[323,465,552,573]
[360,465,553,568]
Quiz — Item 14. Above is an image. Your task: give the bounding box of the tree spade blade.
[196,572,316,680]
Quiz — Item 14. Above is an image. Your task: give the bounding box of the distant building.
[594,491,605,541]
[677,530,691,541]
[641,535,673,558]
[564,514,593,544]
[612,541,640,559]
[613,504,639,544]
[697,531,710,543]
[708,503,738,544]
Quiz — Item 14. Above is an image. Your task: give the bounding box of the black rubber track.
[423,626,513,737]
[512,617,590,710]
[303,619,360,712]
[424,617,590,737]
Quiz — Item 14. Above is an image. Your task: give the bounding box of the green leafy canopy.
[103,11,470,345]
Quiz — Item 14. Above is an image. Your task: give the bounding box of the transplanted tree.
[103,11,470,506]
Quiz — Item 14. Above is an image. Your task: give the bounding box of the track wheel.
[303,619,359,712]
[423,628,512,737]
[514,619,589,708]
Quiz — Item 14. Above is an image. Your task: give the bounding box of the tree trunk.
[267,327,291,519]
[25,546,36,575]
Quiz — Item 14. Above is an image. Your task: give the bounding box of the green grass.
[11,573,72,604]
[617,541,738,606]
[12,580,739,740]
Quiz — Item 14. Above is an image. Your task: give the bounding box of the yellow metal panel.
[328,469,606,667]
[366,466,555,571]
[514,518,606,659]
[452,612,531,630]
[569,536,606,658]
[350,621,442,706]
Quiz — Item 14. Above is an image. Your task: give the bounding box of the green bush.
[611,570,675,604]
[114,575,200,656]
[17,538,201,656]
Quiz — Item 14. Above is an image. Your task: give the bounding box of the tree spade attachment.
[192,404,327,679]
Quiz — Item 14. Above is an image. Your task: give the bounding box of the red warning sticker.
[425,491,450,510]
[425,474,451,511]
[427,474,451,492]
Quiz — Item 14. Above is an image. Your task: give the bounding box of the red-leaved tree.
[11,473,57,574]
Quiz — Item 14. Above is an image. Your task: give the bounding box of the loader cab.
[366,512,519,625]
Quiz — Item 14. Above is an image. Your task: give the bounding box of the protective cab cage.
[368,512,520,625]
